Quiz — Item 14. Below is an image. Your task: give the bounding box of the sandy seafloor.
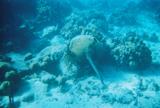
[1,0,160,108]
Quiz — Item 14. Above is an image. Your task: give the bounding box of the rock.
[21,92,34,102]
[29,43,66,74]
[74,77,103,97]
[0,62,11,70]
[115,89,135,104]
[148,80,159,91]
[41,26,58,39]
[24,53,33,61]
[59,53,79,80]
[60,80,74,93]
[137,78,149,91]
[41,72,58,87]
[0,55,12,62]
[101,92,116,104]
[149,33,159,42]
[0,61,14,81]
[0,81,11,96]
[5,70,18,82]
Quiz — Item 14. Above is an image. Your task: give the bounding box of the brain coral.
[107,36,152,70]
[69,35,95,57]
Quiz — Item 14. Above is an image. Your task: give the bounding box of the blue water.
[0,0,160,108]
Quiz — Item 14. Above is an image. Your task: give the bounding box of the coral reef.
[28,42,66,75]
[36,0,72,28]
[0,55,20,108]
[1,0,160,108]
[60,10,108,40]
[107,35,152,70]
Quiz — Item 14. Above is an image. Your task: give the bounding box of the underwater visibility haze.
[1,0,160,108]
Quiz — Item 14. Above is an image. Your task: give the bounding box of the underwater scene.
[0,0,160,108]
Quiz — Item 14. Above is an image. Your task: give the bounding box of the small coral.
[107,36,152,70]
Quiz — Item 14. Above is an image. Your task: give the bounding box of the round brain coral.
[108,36,152,70]
[69,35,95,57]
